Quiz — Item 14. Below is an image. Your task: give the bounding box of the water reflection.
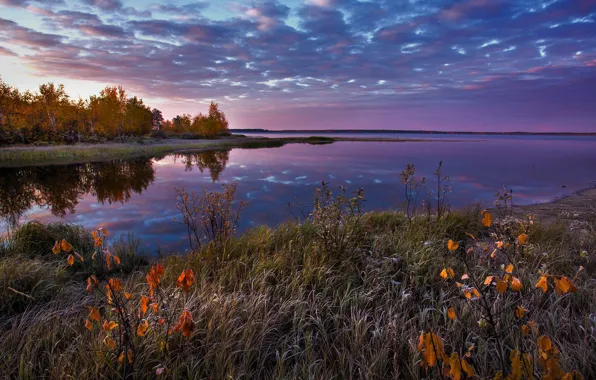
[2,138,596,254]
[175,150,229,182]
[0,150,230,228]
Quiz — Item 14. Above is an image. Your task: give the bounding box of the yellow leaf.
[449,352,462,380]
[518,233,529,245]
[447,239,459,251]
[67,254,74,266]
[495,279,508,294]
[85,319,93,331]
[52,241,61,255]
[481,210,493,227]
[510,276,523,292]
[448,307,456,321]
[536,276,548,293]
[440,268,455,279]
[137,319,149,337]
[515,306,529,319]
[505,263,514,274]
[60,239,73,252]
[461,359,475,377]
[88,306,100,322]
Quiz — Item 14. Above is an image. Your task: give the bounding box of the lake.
[2,135,596,254]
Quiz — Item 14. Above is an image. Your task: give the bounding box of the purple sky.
[1,0,595,131]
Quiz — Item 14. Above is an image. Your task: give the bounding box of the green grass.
[0,211,594,378]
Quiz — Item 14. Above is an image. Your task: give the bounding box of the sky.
[0,0,595,131]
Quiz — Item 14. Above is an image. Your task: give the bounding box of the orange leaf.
[108,278,123,292]
[535,276,548,293]
[176,269,196,293]
[118,350,133,365]
[484,276,494,285]
[481,210,492,227]
[94,236,103,247]
[447,307,456,321]
[60,239,73,252]
[461,359,475,377]
[440,268,455,279]
[124,292,132,300]
[510,349,522,379]
[113,255,121,266]
[140,296,150,315]
[104,336,116,349]
[52,241,61,254]
[510,276,523,292]
[449,352,462,380]
[515,306,529,319]
[537,335,552,351]
[67,254,74,266]
[554,276,577,296]
[88,306,101,322]
[74,252,84,262]
[173,310,195,338]
[85,319,93,331]
[137,319,149,337]
[505,263,514,274]
[521,325,530,336]
[447,239,459,251]
[496,241,504,249]
[518,233,529,245]
[495,279,508,294]
[103,320,118,332]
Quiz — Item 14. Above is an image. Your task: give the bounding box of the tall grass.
[1,207,594,378]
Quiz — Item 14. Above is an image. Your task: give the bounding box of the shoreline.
[0,136,464,167]
[514,186,596,224]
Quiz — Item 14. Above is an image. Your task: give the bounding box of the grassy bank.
[1,206,594,379]
[0,136,335,167]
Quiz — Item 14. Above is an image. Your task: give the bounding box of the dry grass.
[0,210,594,379]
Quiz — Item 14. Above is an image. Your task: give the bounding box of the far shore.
[0,135,466,167]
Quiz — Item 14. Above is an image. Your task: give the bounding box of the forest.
[0,78,230,145]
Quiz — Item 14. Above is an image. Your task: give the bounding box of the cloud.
[0,18,63,48]
[0,46,18,56]
[0,0,595,130]
[82,0,122,11]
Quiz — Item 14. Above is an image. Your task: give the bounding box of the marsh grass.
[0,137,334,166]
[1,206,593,378]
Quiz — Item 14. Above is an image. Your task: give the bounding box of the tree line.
[0,78,230,145]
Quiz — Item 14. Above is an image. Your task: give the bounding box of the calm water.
[2,136,596,253]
